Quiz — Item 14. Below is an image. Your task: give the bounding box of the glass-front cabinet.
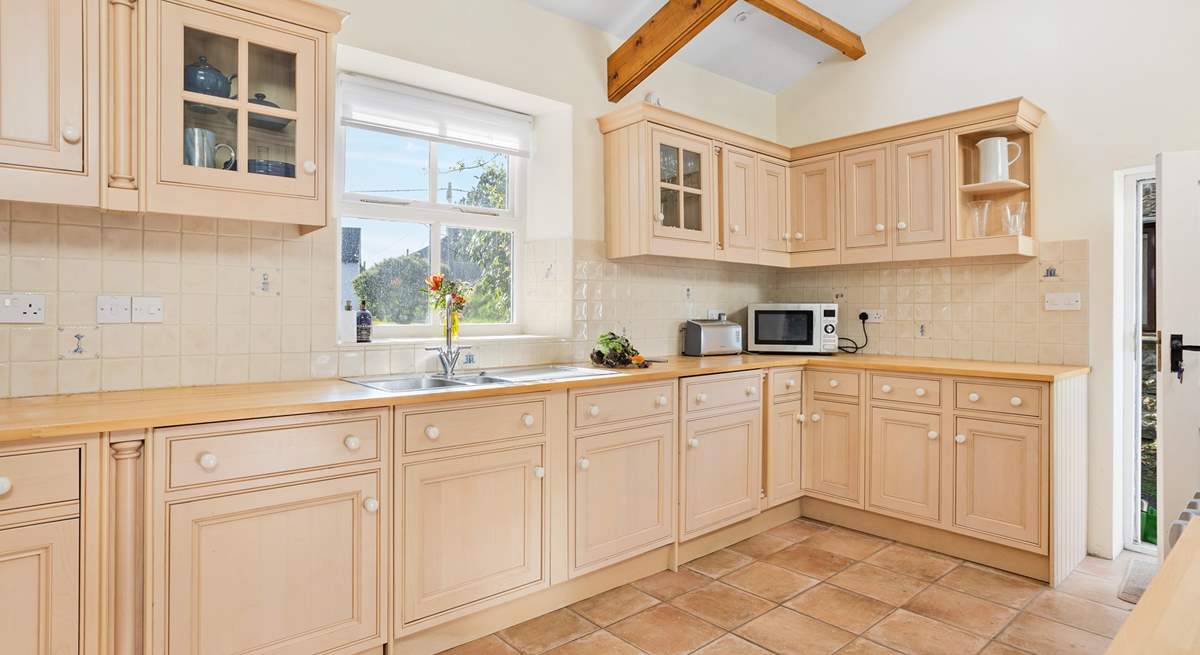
[648,126,714,257]
[147,0,337,226]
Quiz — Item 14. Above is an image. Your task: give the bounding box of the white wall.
[775,0,1200,556]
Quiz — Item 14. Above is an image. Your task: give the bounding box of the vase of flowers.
[423,273,471,341]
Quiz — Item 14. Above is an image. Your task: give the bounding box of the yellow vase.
[442,311,461,338]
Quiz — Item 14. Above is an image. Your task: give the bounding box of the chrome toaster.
[683,314,743,356]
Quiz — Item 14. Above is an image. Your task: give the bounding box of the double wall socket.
[0,294,46,323]
[98,295,164,323]
[862,308,886,323]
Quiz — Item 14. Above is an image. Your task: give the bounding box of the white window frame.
[335,122,525,340]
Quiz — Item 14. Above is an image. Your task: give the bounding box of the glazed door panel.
[718,144,757,261]
[766,399,804,506]
[894,132,949,259]
[868,407,940,521]
[841,144,890,262]
[0,0,85,172]
[789,155,839,253]
[802,398,862,504]
[757,156,789,254]
[0,519,79,655]
[682,410,762,537]
[166,474,381,655]
[403,445,544,622]
[651,126,713,245]
[573,422,674,573]
[953,417,1042,544]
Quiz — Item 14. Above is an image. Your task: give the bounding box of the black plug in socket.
[858,311,869,321]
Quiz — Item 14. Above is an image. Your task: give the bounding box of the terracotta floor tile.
[543,631,644,655]
[827,563,929,606]
[802,529,891,560]
[570,585,659,627]
[687,549,755,578]
[902,585,1017,638]
[631,568,711,601]
[865,609,988,655]
[728,533,792,559]
[721,561,820,602]
[734,607,856,655]
[440,634,520,655]
[608,605,724,655]
[997,613,1112,655]
[766,519,832,543]
[1054,571,1136,611]
[785,583,893,634]
[670,581,776,630]
[979,643,1030,655]
[866,544,960,582]
[497,609,597,655]
[1025,590,1130,638]
[692,634,773,655]
[1073,552,1155,582]
[836,639,902,654]
[937,564,1044,609]
[764,543,856,579]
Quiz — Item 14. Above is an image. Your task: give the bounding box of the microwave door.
[754,310,816,351]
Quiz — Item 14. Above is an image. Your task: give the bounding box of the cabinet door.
[789,155,839,254]
[403,445,544,622]
[868,407,940,521]
[573,423,674,573]
[893,133,950,260]
[718,144,757,262]
[766,399,804,506]
[802,399,862,504]
[841,144,891,263]
[0,519,79,655]
[757,156,790,254]
[0,0,85,173]
[682,409,762,538]
[166,474,382,655]
[651,126,713,245]
[953,418,1042,544]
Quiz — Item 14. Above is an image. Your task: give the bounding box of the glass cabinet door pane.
[183,101,237,171]
[659,144,679,185]
[660,188,680,228]
[183,28,238,100]
[683,192,702,231]
[247,43,296,111]
[248,119,295,178]
[682,149,702,189]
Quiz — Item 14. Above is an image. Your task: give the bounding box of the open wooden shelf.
[961,179,1029,194]
[951,118,1037,258]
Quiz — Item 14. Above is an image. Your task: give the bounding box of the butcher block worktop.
[0,354,1088,442]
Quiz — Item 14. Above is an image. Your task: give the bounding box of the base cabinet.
[802,398,862,505]
[165,473,382,655]
[766,399,804,506]
[953,417,1042,545]
[681,409,762,538]
[868,407,941,522]
[0,519,80,655]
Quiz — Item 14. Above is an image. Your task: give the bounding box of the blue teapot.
[184,56,237,98]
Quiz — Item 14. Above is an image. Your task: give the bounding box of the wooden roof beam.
[744,0,866,60]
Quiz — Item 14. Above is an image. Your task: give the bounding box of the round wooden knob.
[745,386,756,396]
[343,435,361,451]
[533,466,545,479]
[881,384,893,393]
[794,232,803,240]
[782,233,790,240]
[968,392,980,402]
[829,379,839,388]
[656,212,665,223]
[0,476,11,496]
[811,414,822,422]
[302,160,317,174]
[363,497,380,513]
[928,431,939,440]
[954,434,967,444]
[786,378,796,388]
[688,438,701,448]
[424,425,440,440]
[197,452,219,471]
[656,395,669,408]
[797,414,806,423]
[578,458,590,470]
[897,222,908,230]
[588,405,601,417]
[696,393,708,403]
[1010,396,1023,407]
[731,225,741,233]
[62,125,81,144]
[521,413,536,427]
[915,387,927,397]
[875,223,884,232]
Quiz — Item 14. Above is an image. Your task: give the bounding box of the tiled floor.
[440,519,1158,655]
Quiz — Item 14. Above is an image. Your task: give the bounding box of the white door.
[1156,151,1200,555]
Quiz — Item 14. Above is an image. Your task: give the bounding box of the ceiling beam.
[606,0,738,103]
[744,0,866,60]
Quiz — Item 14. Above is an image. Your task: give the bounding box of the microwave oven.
[746,303,839,354]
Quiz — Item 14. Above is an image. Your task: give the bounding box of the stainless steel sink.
[344,365,621,394]
[348,376,471,393]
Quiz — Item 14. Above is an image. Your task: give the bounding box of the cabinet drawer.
[808,370,860,399]
[871,374,941,406]
[163,409,383,490]
[683,371,763,414]
[0,449,79,512]
[405,399,544,453]
[770,369,803,402]
[573,383,674,430]
[954,381,1042,418]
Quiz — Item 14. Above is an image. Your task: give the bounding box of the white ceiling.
[525,0,910,93]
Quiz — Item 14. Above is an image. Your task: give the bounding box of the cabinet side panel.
[1051,375,1087,585]
[604,124,643,258]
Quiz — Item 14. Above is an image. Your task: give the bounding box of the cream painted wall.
[775,0,1200,557]
[324,0,778,241]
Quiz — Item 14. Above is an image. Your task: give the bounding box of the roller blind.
[339,73,533,158]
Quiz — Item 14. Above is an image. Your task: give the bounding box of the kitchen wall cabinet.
[893,132,950,260]
[953,416,1042,545]
[867,406,942,522]
[0,519,80,655]
[840,144,891,264]
[716,144,758,263]
[0,0,99,206]
[756,155,790,258]
[786,155,840,267]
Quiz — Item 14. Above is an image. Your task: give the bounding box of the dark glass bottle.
[356,301,373,343]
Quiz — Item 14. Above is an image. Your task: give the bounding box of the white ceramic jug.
[976,136,1022,183]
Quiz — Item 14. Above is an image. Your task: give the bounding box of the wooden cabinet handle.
[424,425,440,440]
[0,476,11,496]
[655,395,669,408]
[880,384,892,393]
[828,379,839,388]
[731,224,741,233]
[533,466,545,479]
[811,414,822,422]
[796,414,806,423]
[302,160,317,174]
[968,392,980,402]
[197,452,219,471]
[875,223,884,232]
[954,434,966,444]
[688,438,701,448]
[521,413,536,427]
[588,405,601,417]
[363,497,379,513]
[897,222,908,230]
[1010,396,1023,407]
[794,232,804,240]
[578,458,590,470]
[786,378,796,388]
[695,392,707,403]
[656,212,665,224]
[928,431,939,440]
[745,386,756,396]
[343,435,361,451]
[62,125,81,144]
[915,387,927,397]
[782,233,790,240]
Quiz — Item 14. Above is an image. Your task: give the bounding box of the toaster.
[683,315,743,356]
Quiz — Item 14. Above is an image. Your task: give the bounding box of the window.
[336,74,530,338]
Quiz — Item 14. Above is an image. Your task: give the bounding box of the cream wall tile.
[101,358,141,391]
[142,356,181,388]
[10,327,56,362]
[57,326,99,359]
[102,325,142,358]
[102,228,142,260]
[102,260,141,293]
[180,355,215,386]
[143,325,180,356]
[12,257,57,291]
[215,354,249,383]
[10,222,56,256]
[58,360,101,394]
[248,354,281,382]
[144,231,180,262]
[11,361,57,397]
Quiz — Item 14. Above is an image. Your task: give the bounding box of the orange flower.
[451,293,465,305]
[425,274,444,291]
[632,354,645,365]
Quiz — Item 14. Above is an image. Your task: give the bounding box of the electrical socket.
[132,296,164,323]
[0,294,46,323]
[707,309,723,320]
[97,295,132,323]
[863,308,886,323]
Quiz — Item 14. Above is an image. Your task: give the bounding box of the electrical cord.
[838,312,871,354]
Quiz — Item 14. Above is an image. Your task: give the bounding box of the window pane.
[660,144,678,185]
[660,188,680,228]
[341,217,431,325]
[440,226,513,324]
[343,126,430,201]
[682,149,702,189]
[437,143,508,209]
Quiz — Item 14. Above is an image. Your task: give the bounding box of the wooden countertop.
[0,354,1088,443]
[1108,524,1199,654]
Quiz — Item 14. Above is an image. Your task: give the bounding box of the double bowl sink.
[344,365,621,395]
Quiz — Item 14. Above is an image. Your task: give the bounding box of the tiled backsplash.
[0,199,1087,398]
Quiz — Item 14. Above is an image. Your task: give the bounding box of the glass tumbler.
[969,200,993,238]
[1004,201,1028,235]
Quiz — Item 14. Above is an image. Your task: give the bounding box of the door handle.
[1170,333,1200,382]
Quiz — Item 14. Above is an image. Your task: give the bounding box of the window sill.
[338,334,569,349]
